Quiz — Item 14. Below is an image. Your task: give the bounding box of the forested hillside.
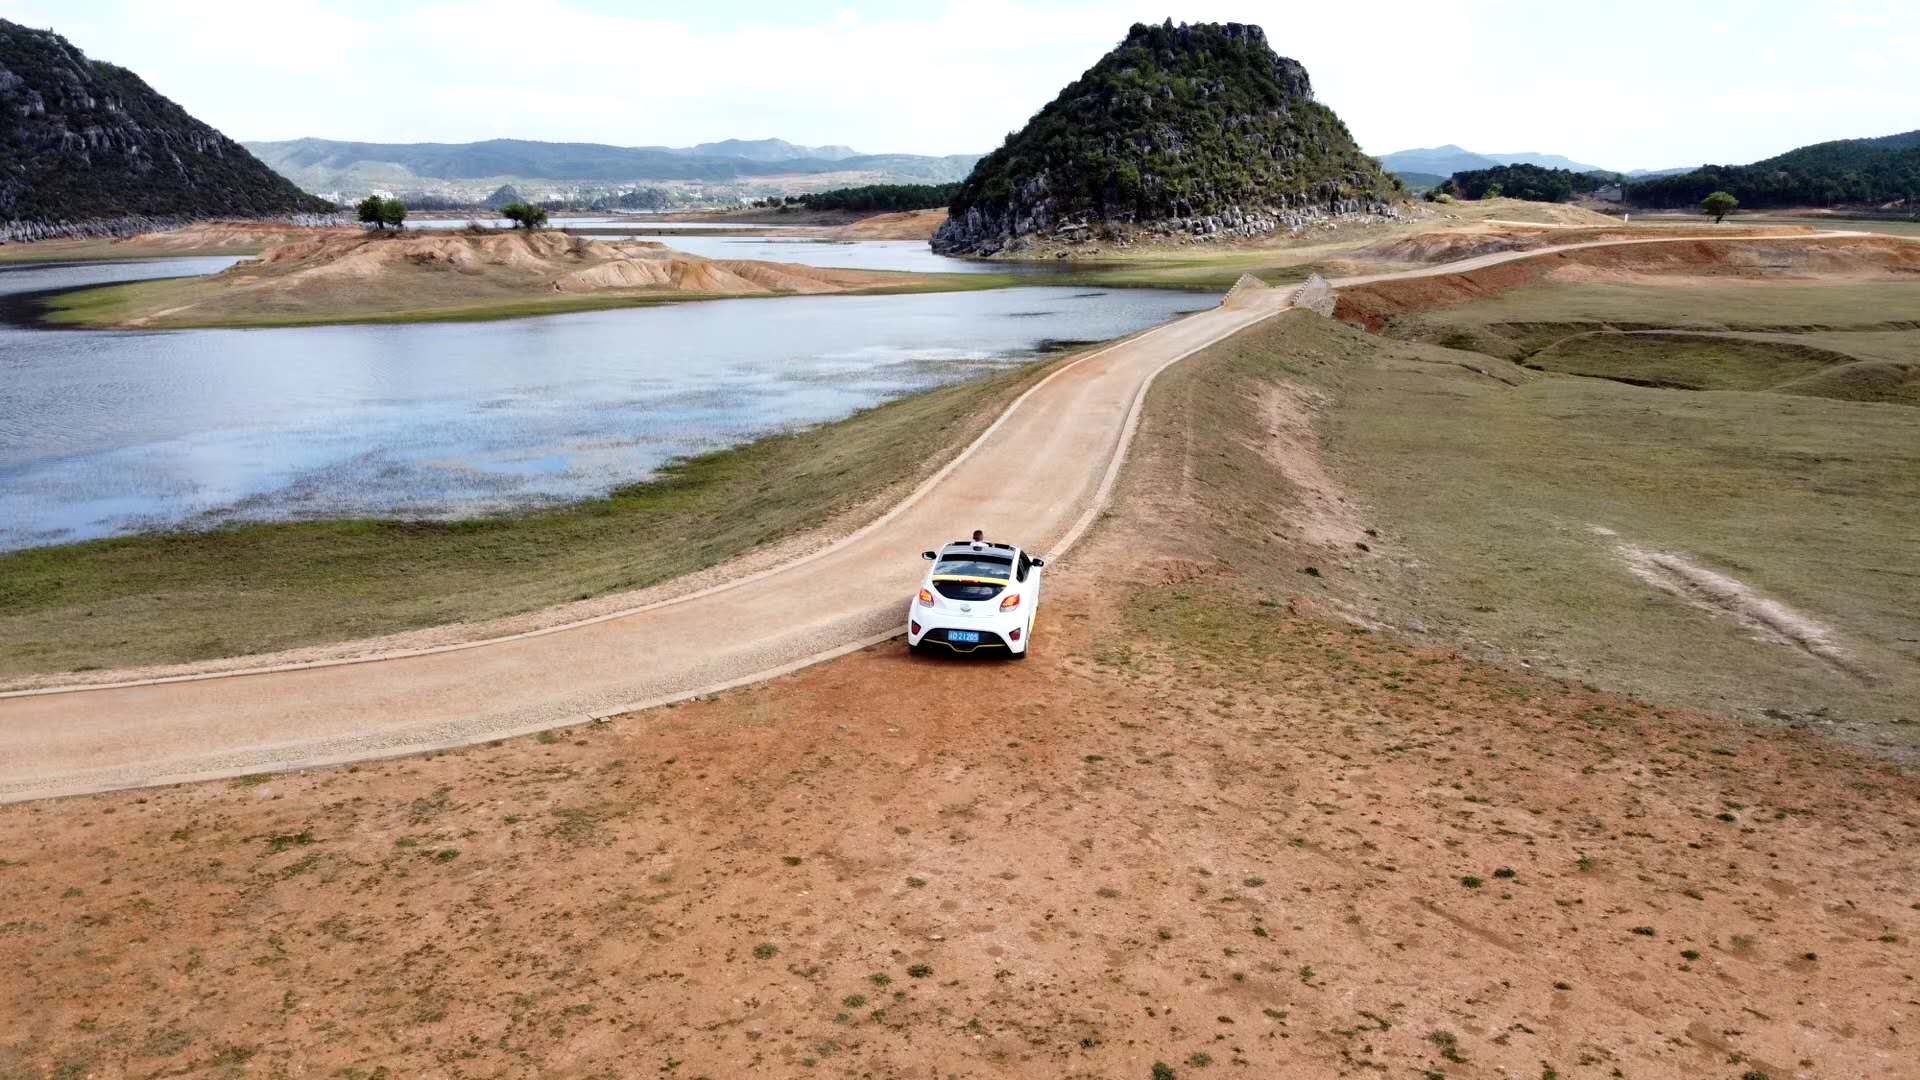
[1439,163,1610,203]
[1629,131,1920,209]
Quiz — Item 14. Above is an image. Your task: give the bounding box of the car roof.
[938,541,1019,558]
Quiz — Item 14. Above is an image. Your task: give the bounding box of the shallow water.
[408,216,805,231]
[0,257,1210,550]
[596,233,1015,275]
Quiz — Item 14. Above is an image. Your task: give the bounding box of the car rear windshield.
[934,580,1003,601]
[934,556,1011,579]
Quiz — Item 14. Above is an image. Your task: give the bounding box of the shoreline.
[0,342,1092,685]
[35,270,1034,331]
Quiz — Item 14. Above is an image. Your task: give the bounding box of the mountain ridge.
[1629,128,1920,209]
[0,18,332,240]
[1375,145,1685,179]
[244,137,978,202]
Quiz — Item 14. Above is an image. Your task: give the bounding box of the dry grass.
[1212,301,1919,749]
[4,302,1914,1078]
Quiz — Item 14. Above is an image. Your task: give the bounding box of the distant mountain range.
[244,137,979,203]
[1,19,330,239]
[1375,144,1688,181]
[678,138,858,162]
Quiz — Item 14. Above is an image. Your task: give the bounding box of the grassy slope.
[1382,279,1920,407]
[0,357,1058,678]
[1527,333,1870,392]
[1160,308,1918,745]
[1387,279,1920,333]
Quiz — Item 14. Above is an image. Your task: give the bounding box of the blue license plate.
[948,630,981,644]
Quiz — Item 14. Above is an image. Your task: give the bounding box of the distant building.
[1590,183,1624,202]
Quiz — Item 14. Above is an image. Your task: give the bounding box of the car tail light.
[918,588,935,606]
[1000,592,1021,610]
[1009,627,1021,641]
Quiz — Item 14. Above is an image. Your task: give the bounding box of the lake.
[586,233,1018,275]
[0,256,1210,550]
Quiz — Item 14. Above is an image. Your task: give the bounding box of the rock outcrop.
[0,19,332,241]
[933,21,1398,256]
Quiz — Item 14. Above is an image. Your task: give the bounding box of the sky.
[3,0,1917,171]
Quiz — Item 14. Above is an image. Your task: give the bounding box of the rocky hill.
[0,19,332,242]
[933,21,1396,255]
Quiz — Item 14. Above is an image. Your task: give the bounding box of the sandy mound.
[121,220,347,252]
[829,208,948,241]
[1335,236,1920,330]
[214,229,915,300]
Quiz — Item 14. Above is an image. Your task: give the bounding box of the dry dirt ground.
[826,209,947,241]
[1333,234,1920,331]
[4,312,1916,1079]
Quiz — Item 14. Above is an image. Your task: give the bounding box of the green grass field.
[1167,305,1918,749]
[0,355,1059,679]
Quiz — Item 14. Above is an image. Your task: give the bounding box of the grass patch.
[1129,300,1919,746]
[1525,332,1851,393]
[0,354,1060,678]
[1294,299,1918,734]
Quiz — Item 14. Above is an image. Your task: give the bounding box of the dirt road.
[0,231,1861,803]
[0,283,1294,802]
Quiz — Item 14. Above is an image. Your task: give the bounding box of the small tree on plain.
[1702,191,1738,223]
[500,202,549,230]
[356,195,388,230]
[378,197,407,230]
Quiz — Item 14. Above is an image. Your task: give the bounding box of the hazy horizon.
[4,0,1916,174]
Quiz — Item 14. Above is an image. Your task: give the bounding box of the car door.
[1017,549,1041,618]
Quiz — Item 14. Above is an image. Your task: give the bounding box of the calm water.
[409,216,805,231]
[0,257,1209,550]
[593,233,1015,275]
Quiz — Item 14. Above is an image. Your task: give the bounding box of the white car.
[907,539,1045,659]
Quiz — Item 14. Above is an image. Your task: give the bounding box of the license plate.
[948,630,981,644]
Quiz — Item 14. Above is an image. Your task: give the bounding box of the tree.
[499,202,549,230]
[1702,191,1738,223]
[356,195,406,230]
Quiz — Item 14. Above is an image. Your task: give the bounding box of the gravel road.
[0,231,1860,803]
